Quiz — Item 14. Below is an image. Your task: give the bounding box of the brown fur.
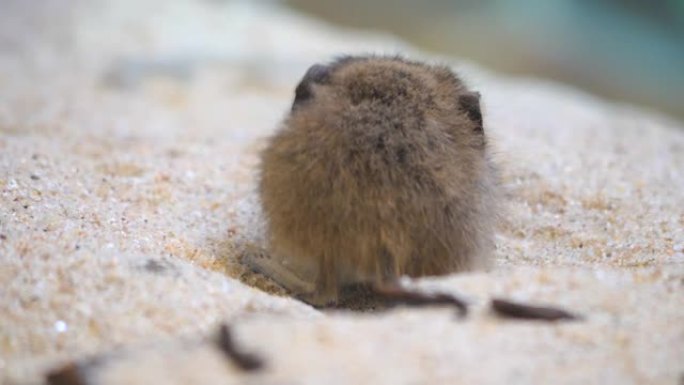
[250,55,498,305]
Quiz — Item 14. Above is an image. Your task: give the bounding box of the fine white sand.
[1,1,683,384]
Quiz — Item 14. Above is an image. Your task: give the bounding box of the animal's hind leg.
[241,245,316,297]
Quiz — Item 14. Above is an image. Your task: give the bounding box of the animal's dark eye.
[292,64,331,110]
[458,92,483,132]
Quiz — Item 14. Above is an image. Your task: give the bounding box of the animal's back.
[258,56,497,304]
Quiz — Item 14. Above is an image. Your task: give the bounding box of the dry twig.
[216,324,265,372]
[371,283,469,316]
[491,298,582,321]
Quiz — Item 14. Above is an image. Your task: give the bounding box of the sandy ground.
[1,1,683,384]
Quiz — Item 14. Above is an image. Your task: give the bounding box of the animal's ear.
[292,64,331,110]
[458,91,483,132]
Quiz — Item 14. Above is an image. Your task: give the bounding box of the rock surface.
[1,0,683,384]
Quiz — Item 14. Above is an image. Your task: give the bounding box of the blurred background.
[285,0,684,120]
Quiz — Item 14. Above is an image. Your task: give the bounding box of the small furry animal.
[244,55,498,306]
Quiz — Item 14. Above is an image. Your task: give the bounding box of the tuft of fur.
[254,55,498,305]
